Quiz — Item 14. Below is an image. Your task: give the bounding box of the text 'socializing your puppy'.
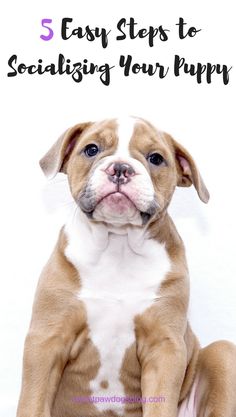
[7,17,232,86]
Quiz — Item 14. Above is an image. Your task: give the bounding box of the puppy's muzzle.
[106,162,135,185]
[78,159,159,225]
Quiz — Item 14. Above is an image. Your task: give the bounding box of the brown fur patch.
[100,380,109,389]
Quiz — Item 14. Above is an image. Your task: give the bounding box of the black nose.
[107,162,135,184]
[114,163,135,178]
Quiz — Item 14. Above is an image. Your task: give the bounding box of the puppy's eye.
[148,153,165,166]
[84,144,99,158]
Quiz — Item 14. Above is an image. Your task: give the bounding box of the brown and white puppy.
[17,117,236,417]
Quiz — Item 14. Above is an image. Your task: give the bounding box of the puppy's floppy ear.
[167,135,210,203]
[39,122,91,178]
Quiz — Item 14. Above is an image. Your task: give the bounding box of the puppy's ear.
[167,135,210,203]
[39,122,91,178]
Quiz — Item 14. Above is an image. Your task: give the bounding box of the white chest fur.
[65,212,171,414]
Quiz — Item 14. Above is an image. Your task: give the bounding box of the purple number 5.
[40,19,54,41]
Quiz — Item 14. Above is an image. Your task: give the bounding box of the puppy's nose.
[106,162,135,184]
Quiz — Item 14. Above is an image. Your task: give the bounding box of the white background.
[1,0,236,415]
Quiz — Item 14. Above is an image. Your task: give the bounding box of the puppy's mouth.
[78,188,136,215]
[99,190,134,207]
[78,188,157,225]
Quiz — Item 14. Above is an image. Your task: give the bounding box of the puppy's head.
[40,117,209,227]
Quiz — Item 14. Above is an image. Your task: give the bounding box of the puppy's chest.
[65,230,171,328]
[65,227,170,412]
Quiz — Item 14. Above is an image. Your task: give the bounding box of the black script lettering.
[61,17,111,48]
[174,55,232,85]
[119,55,169,78]
[7,55,18,76]
[116,17,169,47]
[7,54,114,85]
[176,17,201,39]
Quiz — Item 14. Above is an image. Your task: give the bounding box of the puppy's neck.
[65,209,154,256]
[63,209,186,278]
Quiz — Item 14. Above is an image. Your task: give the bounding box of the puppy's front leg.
[137,309,187,417]
[17,327,74,417]
[17,245,84,417]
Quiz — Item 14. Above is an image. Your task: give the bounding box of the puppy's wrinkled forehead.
[78,116,166,157]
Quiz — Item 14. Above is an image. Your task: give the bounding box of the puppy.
[17,117,236,417]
